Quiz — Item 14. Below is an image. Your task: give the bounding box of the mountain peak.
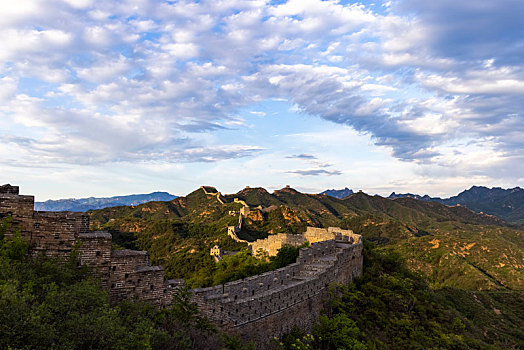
[274,185,299,194]
[320,187,354,199]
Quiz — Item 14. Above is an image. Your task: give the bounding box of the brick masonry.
[1,185,363,347]
[0,184,181,306]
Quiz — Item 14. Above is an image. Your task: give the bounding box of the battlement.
[1,185,363,348]
[192,237,363,346]
[0,185,179,306]
[0,184,19,194]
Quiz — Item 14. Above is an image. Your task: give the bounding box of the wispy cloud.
[287,154,317,160]
[287,169,342,176]
[0,0,521,187]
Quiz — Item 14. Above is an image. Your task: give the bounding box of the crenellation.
[1,185,363,348]
[0,185,182,306]
[192,237,363,346]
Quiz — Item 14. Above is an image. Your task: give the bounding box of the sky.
[1,0,523,200]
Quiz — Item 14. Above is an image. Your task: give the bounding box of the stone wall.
[250,233,307,257]
[1,185,364,348]
[249,226,359,258]
[191,238,363,347]
[201,186,226,204]
[108,249,182,305]
[31,211,89,258]
[0,185,180,306]
[0,191,35,239]
[304,226,360,244]
[78,231,112,288]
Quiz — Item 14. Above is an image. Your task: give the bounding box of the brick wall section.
[0,193,35,239]
[249,233,307,256]
[191,239,363,347]
[0,185,181,306]
[78,231,112,289]
[108,249,150,303]
[31,211,89,259]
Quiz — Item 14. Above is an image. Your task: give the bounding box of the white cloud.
[0,0,522,197]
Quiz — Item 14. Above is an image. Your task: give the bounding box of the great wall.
[0,184,183,305]
[1,184,363,346]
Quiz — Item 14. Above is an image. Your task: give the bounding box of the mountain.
[388,192,433,201]
[388,186,524,225]
[35,192,177,212]
[319,187,354,198]
[88,186,523,291]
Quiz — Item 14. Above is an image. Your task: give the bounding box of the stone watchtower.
[210,245,222,262]
[0,184,35,239]
[1,185,364,349]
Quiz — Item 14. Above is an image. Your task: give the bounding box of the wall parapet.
[1,185,364,348]
[0,185,180,306]
[0,184,19,194]
[191,236,363,346]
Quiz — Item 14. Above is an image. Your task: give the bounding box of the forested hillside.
[2,184,524,349]
[279,243,524,349]
[89,186,524,291]
[387,186,524,225]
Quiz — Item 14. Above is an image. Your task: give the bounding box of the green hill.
[88,186,524,291]
[388,186,524,225]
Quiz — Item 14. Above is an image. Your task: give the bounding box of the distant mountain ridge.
[388,192,433,201]
[88,185,523,291]
[319,187,354,199]
[35,192,177,212]
[388,186,524,225]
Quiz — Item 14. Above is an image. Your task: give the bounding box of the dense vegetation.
[89,186,523,291]
[3,181,524,349]
[187,244,307,288]
[0,218,249,350]
[279,242,524,349]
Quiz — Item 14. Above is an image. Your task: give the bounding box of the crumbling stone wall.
[0,185,180,306]
[0,187,34,239]
[107,249,182,305]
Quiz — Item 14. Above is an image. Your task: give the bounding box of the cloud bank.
[0,0,522,182]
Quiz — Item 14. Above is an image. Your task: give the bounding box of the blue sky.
[1,0,522,200]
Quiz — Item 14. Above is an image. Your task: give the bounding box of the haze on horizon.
[1,0,522,201]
